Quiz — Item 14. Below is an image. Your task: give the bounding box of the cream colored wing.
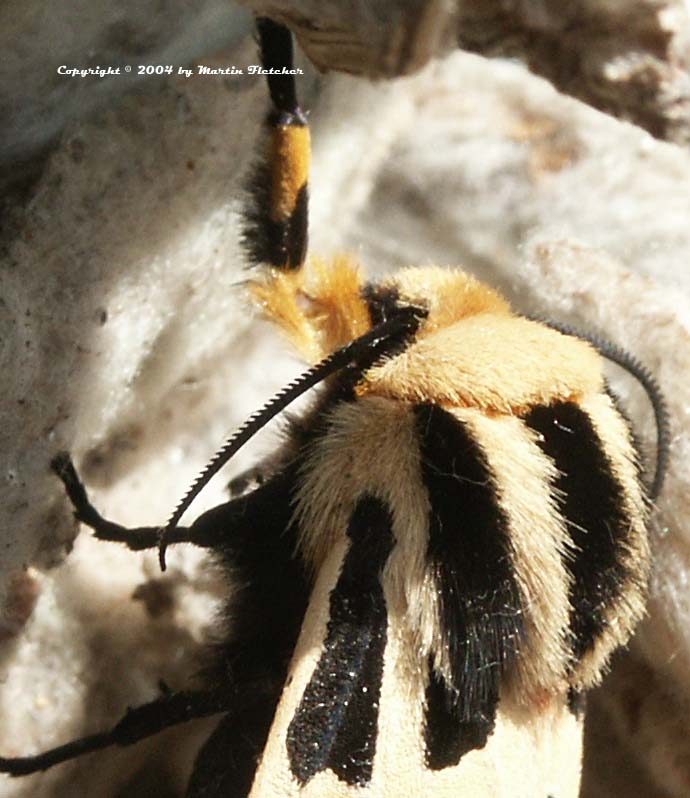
[245,388,645,797]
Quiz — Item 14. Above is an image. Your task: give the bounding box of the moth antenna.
[242,19,310,272]
[158,310,422,569]
[530,316,670,499]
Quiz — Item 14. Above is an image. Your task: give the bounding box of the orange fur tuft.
[251,260,603,413]
[249,254,370,363]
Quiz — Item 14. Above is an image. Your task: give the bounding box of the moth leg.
[0,687,230,777]
[51,452,193,551]
[52,452,298,553]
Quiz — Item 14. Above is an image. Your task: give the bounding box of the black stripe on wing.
[413,404,524,770]
[286,495,394,787]
[525,401,633,662]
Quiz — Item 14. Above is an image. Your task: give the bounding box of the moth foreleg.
[0,687,230,776]
[51,452,209,550]
[52,451,298,554]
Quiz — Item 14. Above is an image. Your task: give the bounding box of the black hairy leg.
[0,687,232,777]
[52,452,239,551]
[8,455,310,786]
[52,453,190,550]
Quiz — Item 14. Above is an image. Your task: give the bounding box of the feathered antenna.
[158,310,422,569]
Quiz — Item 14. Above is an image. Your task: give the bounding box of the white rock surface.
[1,15,689,798]
[0,0,250,172]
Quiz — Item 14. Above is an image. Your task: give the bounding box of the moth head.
[363,266,511,338]
[250,259,510,364]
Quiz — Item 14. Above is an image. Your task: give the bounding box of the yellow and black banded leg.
[242,18,310,272]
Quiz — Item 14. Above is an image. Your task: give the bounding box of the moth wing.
[247,488,583,798]
[249,494,392,797]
